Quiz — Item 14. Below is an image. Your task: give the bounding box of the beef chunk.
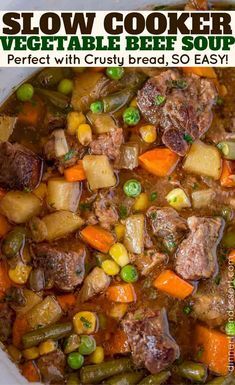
[93,191,119,229]
[0,142,42,190]
[137,70,217,155]
[192,269,228,327]
[131,249,167,276]
[37,349,65,384]
[176,216,224,280]
[0,304,14,342]
[32,240,85,291]
[147,207,188,251]
[89,127,124,161]
[80,267,111,302]
[122,308,179,373]
[44,108,66,131]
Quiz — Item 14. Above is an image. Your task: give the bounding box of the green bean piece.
[103,89,135,113]
[2,227,26,258]
[222,228,235,248]
[137,371,171,385]
[80,358,133,384]
[175,361,207,383]
[105,371,145,385]
[22,322,73,348]
[36,88,70,109]
[206,375,235,385]
[37,68,65,87]
[66,372,81,385]
[217,141,235,160]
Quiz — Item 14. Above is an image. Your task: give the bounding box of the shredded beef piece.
[131,249,167,276]
[122,308,179,374]
[89,127,124,161]
[37,349,65,384]
[0,142,42,190]
[93,191,119,229]
[175,216,224,280]
[0,304,14,342]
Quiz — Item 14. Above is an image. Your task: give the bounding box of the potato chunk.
[0,116,16,141]
[183,140,222,180]
[42,210,84,241]
[47,178,81,212]
[83,155,116,190]
[192,189,215,209]
[124,214,145,254]
[0,191,41,223]
[26,296,62,329]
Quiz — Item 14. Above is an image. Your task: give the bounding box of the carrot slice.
[0,214,11,238]
[228,250,235,264]
[18,96,44,126]
[106,283,136,303]
[12,316,30,348]
[57,294,76,312]
[0,261,12,300]
[64,161,86,182]
[153,269,194,300]
[104,329,130,355]
[220,160,235,187]
[139,148,179,177]
[182,67,217,79]
[81,225,115,253]
[194,324,229,375]
[21,361,41,382]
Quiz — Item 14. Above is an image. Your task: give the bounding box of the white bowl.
[0,0,233,384]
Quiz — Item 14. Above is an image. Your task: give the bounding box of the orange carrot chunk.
[0,214,11,238]
[104,329,130,355]
[81,225,115,253]
[220,160,235,187]
[182,67,217,79]
[153,269,194,300]
[64,161,86,182]
[106,283,136,303]
[139,148,179,177]
[18,96,44,126]
[21,361,41,383]
[193,324,229,376]
[0,261,13,299]
[12,316,30,348]
[228,250,235,264]
[57,294,76,312]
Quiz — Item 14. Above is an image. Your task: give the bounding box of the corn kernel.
[139,124,157,144]
[101,260,120,276]
[23,347,39,360]
[166,188,191,211]
[9,263,32,284]
[77,124,92,146]
[33,183,47,200]
[39,339,57,356]
[130,97,137,108]
[114,224,125,241]
[7,345,22,363]
[133,192,149,212]
[109,243,129,267]
[108,303,128,320]
[90,346,104,364]
[73,311,97,335]
[67,111,86,135]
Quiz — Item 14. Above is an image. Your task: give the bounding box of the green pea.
[123,179,142,197]
[123,107,140,126]
[90,101,104,114]
[120,265,139,283]
[79,335,96,355]
[16,83,34,102]
[106,67,124,80]
[225,321,235,336]
[57,78,73,95]
[2,227,26,258]
[67,352,84,369]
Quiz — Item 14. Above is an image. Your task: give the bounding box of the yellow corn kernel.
[101,260,120,276]
[166,188,191,211]
[90,346,104,364]
[133,192,149,212]
[7,345,22,363]
[114,224,125,241]
[77,124,92,146]
[64,334,80,354]
[23,347,40,360]
[67,111,86,135]
[109,243,129,267]
[39,339,57,356]
[139,124,157,144]
[33,183,47,200]
[130,97,137,108]
[73,311,97,335]
[8,263,32,284]
[108,303,128,320]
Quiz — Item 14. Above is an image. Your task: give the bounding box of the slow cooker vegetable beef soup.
[0,5,235,385]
